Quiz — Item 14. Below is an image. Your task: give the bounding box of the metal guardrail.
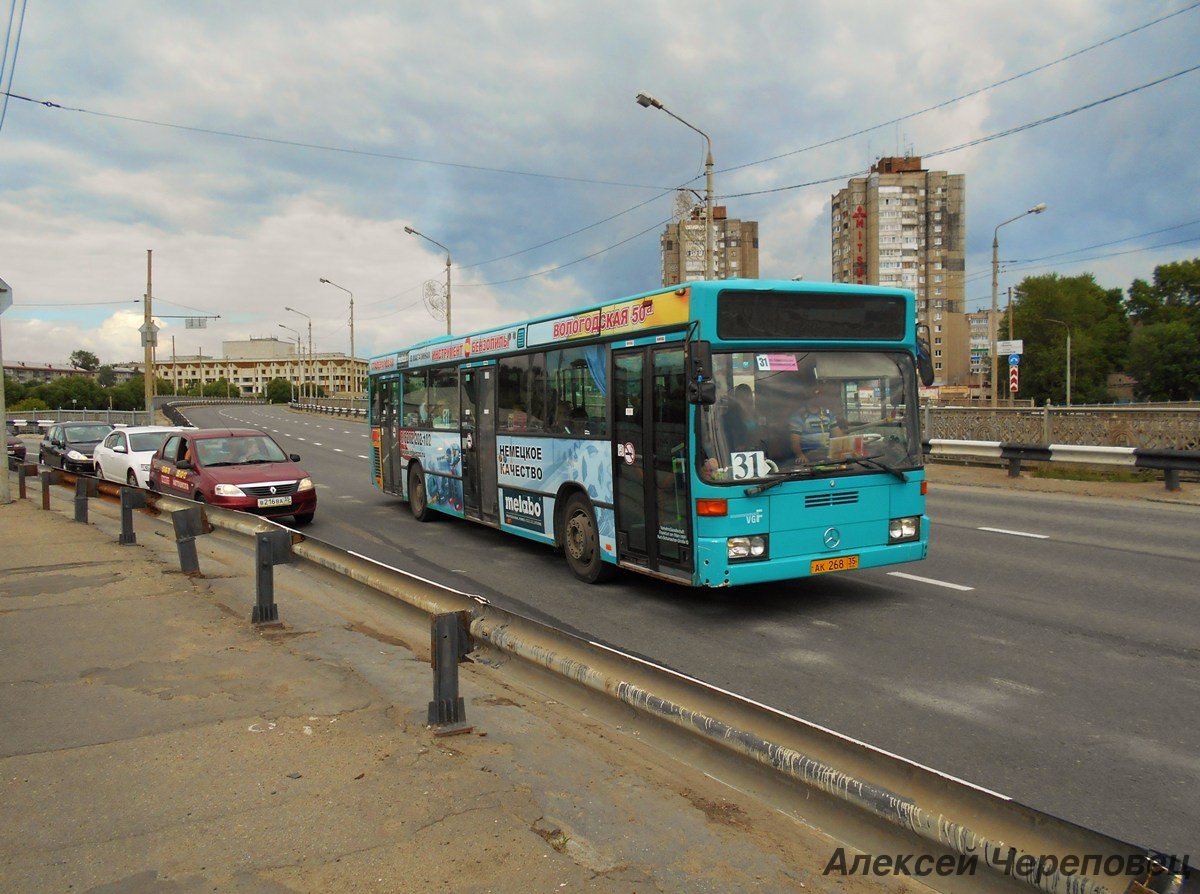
[15,463,1189,894]
[925,439,1200,491]
[289,401,368,419]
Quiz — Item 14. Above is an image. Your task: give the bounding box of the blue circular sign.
[1009,354,1021,366]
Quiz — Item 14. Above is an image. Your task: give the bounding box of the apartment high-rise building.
[661,205,759,286]
[831,157,969,385]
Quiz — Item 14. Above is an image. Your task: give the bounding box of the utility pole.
[143,250,154,425]
[1006,287,1014,407]
[0,276,12,506]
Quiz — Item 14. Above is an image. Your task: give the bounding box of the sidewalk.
[0,493,904,894]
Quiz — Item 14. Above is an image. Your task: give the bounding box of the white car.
[94,425,192,488]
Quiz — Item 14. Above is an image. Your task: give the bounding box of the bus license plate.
[810,555,859,575]
[257,496,292,508]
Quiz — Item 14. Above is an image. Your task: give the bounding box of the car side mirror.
[289,453,301,462]
[113,445,127,454]
[915,325,936,388]
[176,460,192,471]
[686,340,717,405]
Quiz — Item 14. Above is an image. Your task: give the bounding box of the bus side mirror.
[687,340,717,405]
[915,326,935,387]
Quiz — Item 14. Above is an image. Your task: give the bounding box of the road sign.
[185,317,207,329]
[1009,353,1021,366]
[997,339,1024,355]
[0,277,11,315]
[1009,365,1020,393]
[139,320,160,348]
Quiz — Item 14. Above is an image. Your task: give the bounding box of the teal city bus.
[368,279,932,586]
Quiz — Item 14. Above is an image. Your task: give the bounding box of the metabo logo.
[502,489,545,533]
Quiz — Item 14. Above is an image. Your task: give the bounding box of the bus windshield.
[697,350,921,483]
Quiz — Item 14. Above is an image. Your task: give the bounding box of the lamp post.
[403,227,452,335]
[991,203,1046,406]
[319,278,356,394]
[278,324,301,402]
[284,306,313,398]
[636,91,714,281]
[1046,318,1072,407]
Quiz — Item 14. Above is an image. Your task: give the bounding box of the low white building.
[156,337,366,396]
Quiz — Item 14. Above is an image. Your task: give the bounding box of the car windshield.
[129,432,173,452]
[65,425,113,442]
[697,350,922,484]
[194,436,288,466]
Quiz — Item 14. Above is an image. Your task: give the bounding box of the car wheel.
[95,463,104,481]
[126,469,138,487]
[293,512,315,527]
[562,493,616,584]
[193,491,205,504]
[408,465,433,522]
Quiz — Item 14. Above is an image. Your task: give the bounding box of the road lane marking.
[977,526,1049,540]
[887,572,974,592]
[333,448,343,453]
[357,454,368,459]
[297,437,306,441]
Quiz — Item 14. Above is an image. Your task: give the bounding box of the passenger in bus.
[722,383,762,452]
[550,400,573,433]
[507,404,528,431]
[789,383,844,464]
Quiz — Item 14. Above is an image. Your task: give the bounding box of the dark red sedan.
[148,428,316,525]
[6,428,26,463]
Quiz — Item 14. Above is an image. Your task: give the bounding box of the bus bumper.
[694,535,928,587]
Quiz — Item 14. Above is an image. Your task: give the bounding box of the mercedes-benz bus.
[368,279,932,586]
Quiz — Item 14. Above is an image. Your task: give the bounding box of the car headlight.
[888,516,921,544]
[67,449,87,461]
[140,463,151,471]
[214,483,246,497]
[297,477,314,492]
[728,535,769,561]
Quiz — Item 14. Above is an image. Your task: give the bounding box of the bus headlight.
[728,535,769,561]
[888,516,920,543]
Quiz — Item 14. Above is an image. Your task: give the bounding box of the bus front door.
[613,346,693,578]
[461,365,498,523]
[376,374,402,495]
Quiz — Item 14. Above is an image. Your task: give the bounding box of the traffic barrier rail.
[16,461,1187,894]
[925,439,1200,491]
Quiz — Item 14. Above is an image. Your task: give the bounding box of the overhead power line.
[719,2,1200,176]
[723,63,1200,200]
[1012,218,1200,263]
[0,0,27,133]
[0,89,670,191]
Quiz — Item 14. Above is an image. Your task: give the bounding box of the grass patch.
[1031,466,1157,483]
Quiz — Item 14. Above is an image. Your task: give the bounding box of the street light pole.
[1046,318,1072,406]
[403,227,452,335]
[284,306,313,397]
[991,203,1047,406]
[636,92,714,280]
[278,324,301,402]
[319,278,356,394]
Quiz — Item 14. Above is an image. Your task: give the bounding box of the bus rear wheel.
[562,493,615,584]
[409,465,434,522]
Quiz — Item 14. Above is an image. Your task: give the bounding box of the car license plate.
[257,495,292,508]
[810,555,859,575]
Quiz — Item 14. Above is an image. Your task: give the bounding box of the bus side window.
[403,370,427,428]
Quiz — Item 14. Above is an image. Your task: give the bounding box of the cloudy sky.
[1,0,1197,368]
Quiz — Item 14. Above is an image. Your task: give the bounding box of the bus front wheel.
[562,493,615,584]
[408,465,434,522]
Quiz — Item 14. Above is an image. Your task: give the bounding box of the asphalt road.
[187,403,1200,854]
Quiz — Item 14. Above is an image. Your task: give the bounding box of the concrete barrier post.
[119,486,147,545]
[427,611,473,736]
[1007,457,1022,478]
[252,529,292,625]
[39,470,52,509]
[1164,469,1181,492]
[171,506,205,576]
[73,477,89,523]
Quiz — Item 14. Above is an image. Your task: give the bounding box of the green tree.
[96,365,117,387]
[69,349,100,371]
[35,375,108,410]
[3,375,27,405]
[1126,258,1200,325]
[265,377,292,403]
[1001,273,1130,404]
[10,397,49,412]
[1127,321,1200,401]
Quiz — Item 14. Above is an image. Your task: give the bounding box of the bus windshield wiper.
[744,467,815,496]
[839,453,908,482]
